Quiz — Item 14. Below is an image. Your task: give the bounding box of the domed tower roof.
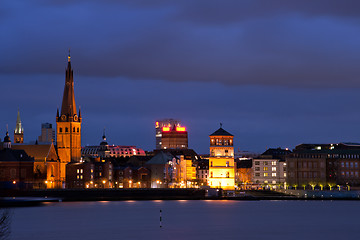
[4,131,11,142]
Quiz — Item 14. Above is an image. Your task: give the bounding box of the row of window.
[59,127,80,133]
[341,171,359,177]
[210,161,230,167]
[341,162,359,168]
[255,167,278,172]
[255,172,285,177]
[292,154,360,159]
[254,161,278,166]
[209,172,230,178]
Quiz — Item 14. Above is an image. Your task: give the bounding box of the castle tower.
[14,109,24,143]
[56,52,82,181]
[208,124,235,190]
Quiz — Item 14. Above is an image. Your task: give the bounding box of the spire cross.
[220,123,223,128]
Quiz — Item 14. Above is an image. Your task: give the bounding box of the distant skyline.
[1,1,360,154]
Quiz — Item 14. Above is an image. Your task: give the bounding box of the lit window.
[80,169,83,173]
[264,173,268,177]
[272,161,276,165]
[263,167,268,171]
[272,173,276,177]
[77,169,79,173]
[284,173,287,177]
[272,167,276,171]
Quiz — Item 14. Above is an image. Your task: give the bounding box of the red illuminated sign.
[176,127,186,132]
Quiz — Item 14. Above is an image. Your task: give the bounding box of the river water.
[7,200,360,240]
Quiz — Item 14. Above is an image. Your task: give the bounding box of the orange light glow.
[176,127,186,132]
[155,122,159,128]
[162,127,170,132]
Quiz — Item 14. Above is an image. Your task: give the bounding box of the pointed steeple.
[102,128,106,141]
[100,128,108,146]
[60,50,77,120]
[14,109,24,134]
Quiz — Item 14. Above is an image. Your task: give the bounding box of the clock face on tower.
[61,115,67,121]
[73,115,78,121]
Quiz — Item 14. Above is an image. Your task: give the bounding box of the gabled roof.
[146,152,174,165]
[210,127,233,137]
[12,143,58,161]
[0,149,34,162]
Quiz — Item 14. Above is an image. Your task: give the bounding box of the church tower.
[56,52,82,181]
[14,109,24,143]
[208,124,235,190]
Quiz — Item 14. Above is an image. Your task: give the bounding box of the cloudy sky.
[1,0,360,154]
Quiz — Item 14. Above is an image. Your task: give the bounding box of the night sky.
[1,1,360,154]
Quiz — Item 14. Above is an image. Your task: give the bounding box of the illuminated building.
[38,123,55,143]
[235,159,252,189]
[66,158,112,189]
[208,125,235,190]
[159,124,188,150]
[13,109,24,143]
[252,148,290,189]
[82,131,146,158]
[287,143,360,189]
[146,152,177,188]
[12,142,61,189]
[196,159,209,186]
[179,155,196,187]
[56,52,82,183]
[155,119,181,149]
[0,131,34,189]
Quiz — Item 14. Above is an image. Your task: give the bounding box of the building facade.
[56,53,82,182]
[0,132,34,189]
[82,132,145,158]
[38,123,55,143]
[208,126,235,190]
[286,143,360,188]
[155,119,181,149]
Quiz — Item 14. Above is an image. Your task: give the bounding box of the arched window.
[59,128,62,133]
[65,127,68,132]
[210,172,213,178]
[226,172,229,178]
[210,161,213,167]
[77,128,79,132]
[73,127,75,132]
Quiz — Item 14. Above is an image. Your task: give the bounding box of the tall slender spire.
[60,51,77,120]
[15,109,24,134]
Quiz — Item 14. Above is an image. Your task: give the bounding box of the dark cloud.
[1,1,359,87]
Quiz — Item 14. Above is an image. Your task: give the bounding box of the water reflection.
[0,209,11,240]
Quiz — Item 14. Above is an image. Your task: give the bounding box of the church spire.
[60,51,78,121]
[15,109,24,134]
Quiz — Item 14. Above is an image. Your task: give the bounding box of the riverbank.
[1,189,360,204]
